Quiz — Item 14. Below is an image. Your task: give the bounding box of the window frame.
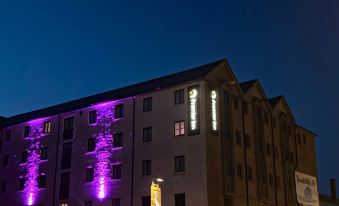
[143,127,152,142]
[88,110,97,125]
[143,97,152,112]
[174,155,185,172]
[113,133,123,147]
[43,121,51,134]
[174,89,184,105]
[142,160,151,176]
[112,164,122,179]
[115,104,124,119]
[86,167,94,182]
[174,121,185,136]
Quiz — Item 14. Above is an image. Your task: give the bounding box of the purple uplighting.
[93,102,115,199]
[23,121,44,205]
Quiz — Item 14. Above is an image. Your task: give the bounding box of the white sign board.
[295,171,319,206]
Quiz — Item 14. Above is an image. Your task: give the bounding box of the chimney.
[330,178,337,203]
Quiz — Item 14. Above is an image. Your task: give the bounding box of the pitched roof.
[268,95,283,108]
[1,59,225,127]
[239,79,258,94]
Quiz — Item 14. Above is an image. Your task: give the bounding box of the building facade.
[0,59,318,206]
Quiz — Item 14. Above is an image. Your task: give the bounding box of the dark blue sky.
[0,0,338,195]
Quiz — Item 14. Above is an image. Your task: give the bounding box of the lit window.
[88,110,97,124]
[174,155,185,172]
[24,126,30,138]
[86,168,94,182]
[115,104,124,118]
[174,121,185,136]
[43,121,51,133]
[112,164,122,179]
[113,133,123,147]
[142,160,151,176]
[143,97,152,112]
[5,131,11,142]
[60,204,68,206]
[143,127,152,142]
[174,89,184,105]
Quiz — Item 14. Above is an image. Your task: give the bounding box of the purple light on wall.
[93,102,115,199]
[23,121,44,206]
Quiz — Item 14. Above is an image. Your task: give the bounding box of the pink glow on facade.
[23,122,44,205]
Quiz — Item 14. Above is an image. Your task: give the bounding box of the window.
[143,97,152,112]
[113,133,123,147]
[174,89,184,105]
[89,110,97,124]
[175,155,185,172]
[233,97,239,110]
[303,134,307,143]
[245,134,250,149]
[142,196,150,206]
[5,131,11,142]
[24,126,30,138]
[143,127,152,142]
[85,201,92,206]
[247,167,253,181]
[0,181,6,193]
[38,174,46,188]
[19,177,25,191]
[174,121,185,136]
[112,164,122,179]
[88,138,96,152]
[235,131,241,145]
[43,121,51,133]
[115,104,124,118]
[290,152,294,163]
[175,193,185,206]
[112,199,120,206]
[3,155,8,167]
[59,172,70,200]
[269,173,273,187]
[275,145,279,159]
[41,147,48,160]
[276,175,281,188]
[60,204,68,206]
[86,168,94,182]
[227,161,233,177]
[21,151,28,163]
[237,164,243,179]
[266,143,271,156]
[297,134,302,144]
[142,160,151,176]
[64,117,74,130]
[243,101,248,114]
[61,142,72,170]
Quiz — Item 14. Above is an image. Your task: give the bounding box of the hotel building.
[0,59,318,206]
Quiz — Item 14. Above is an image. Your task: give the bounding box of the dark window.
[24,126,30,138]
[266,143,271,156]
[263,172,267,184]
[142,160,151,176]
[275,145,279,159]
[175,193,185,206]
[143,97,152,112]
[288,126,292,136]
[290,152,294,163]
[43,121,51,133]
[88,138,96,152]
[21,151,28,163]
[115,104,124,118]
[237,164,243,179]
[61,142,72,170]
[5,131,11,142]
[3,155,8,167]
[235,131,241,145]
[38,174,46,188]
[303,134,307,143]
[247,167,253,181]
[297,134,302,144]
[59,172,70,200]
[269,173,273,187]
[142,196,150,206]
[245,134,250,148]
[86,168,94,182]
[89,110,97,124]
[64,117,74,130]
[112,164,122,179]
[273,118,276,128]
[0,181,6,193]
[264,112,269,125]
[41,147,48,160]
[174,121,185,136]
[227,161,233,177]
[233,97,239,111]
[276,175,281,188]
[174,89,184,105]
[175,155,185,172]
[85,201,92,206]
[243,101,248,114]
[19,177,25,191]
[143,127,152,142]
[112,199,120,206]
[113,133,123,147]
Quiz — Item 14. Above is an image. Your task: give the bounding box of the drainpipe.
[130,97,136,206]
[270,113,278,206]
[241,100,249,206]
[52,115,61,206]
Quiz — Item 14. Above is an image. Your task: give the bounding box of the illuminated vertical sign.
[211,90,218,131]
[188,85,200,135]
[151,182,161,206]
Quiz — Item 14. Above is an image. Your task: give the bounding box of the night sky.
[0,0,338,195]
